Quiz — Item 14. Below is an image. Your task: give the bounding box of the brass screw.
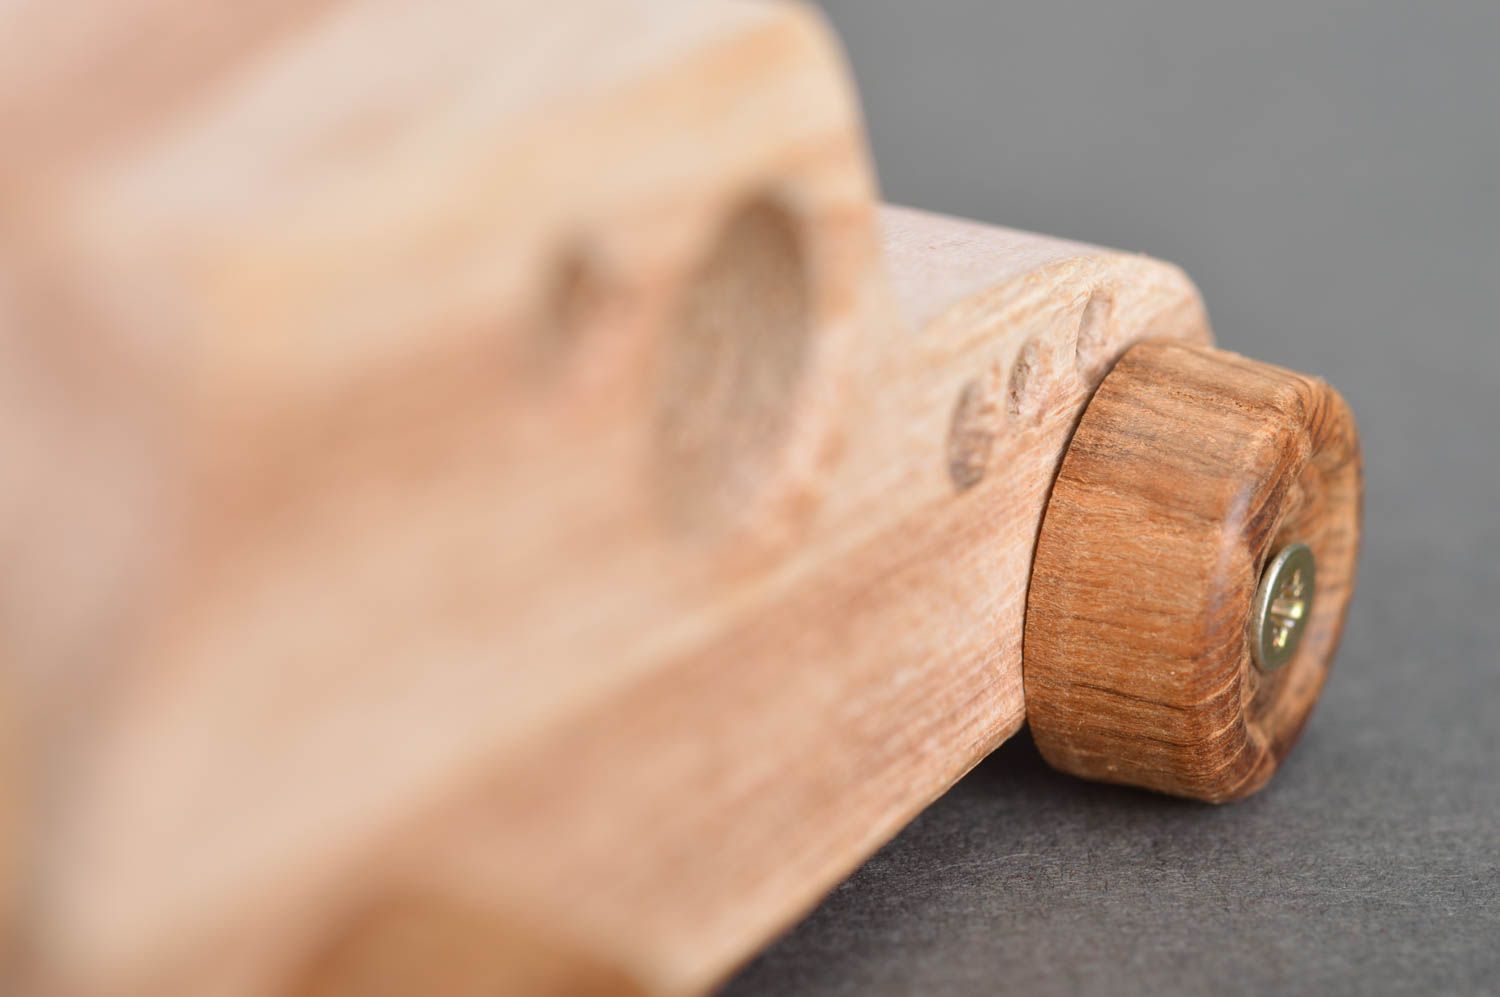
[1252,542,1315,671]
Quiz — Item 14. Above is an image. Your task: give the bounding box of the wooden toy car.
[0,1,1359,992]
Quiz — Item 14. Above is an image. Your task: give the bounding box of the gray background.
[728,2,1500,994]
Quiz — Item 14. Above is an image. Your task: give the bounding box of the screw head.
[1252,542,1316,671]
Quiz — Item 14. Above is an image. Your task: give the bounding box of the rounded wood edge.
[1023,340,1362,802]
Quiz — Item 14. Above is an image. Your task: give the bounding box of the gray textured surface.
[728,2,1500,994]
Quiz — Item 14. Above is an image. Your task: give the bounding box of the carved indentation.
[654,197,811,534]
[527,250,609,380]
[1007,339,1040,420]
[1074,290,1115,377]
[947,379,996,491]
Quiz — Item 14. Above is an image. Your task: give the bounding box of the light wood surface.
[305,207,1211,997]
[0,1,1360,994]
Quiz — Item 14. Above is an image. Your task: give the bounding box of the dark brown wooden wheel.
[1023,340,1362,802]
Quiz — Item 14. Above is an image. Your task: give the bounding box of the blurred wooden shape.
[0,1,1212,993]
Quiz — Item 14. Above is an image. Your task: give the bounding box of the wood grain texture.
[0,1,1300,993]
[1,4,887,991]
[316,209,1211,997]
[1024,341,1362,802]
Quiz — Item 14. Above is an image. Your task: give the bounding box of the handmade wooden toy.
[0,1,1360,993]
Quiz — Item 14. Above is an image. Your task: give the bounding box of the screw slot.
[1252,542,1315,671]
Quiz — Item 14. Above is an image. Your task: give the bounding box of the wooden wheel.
[1023,340,1362,801]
